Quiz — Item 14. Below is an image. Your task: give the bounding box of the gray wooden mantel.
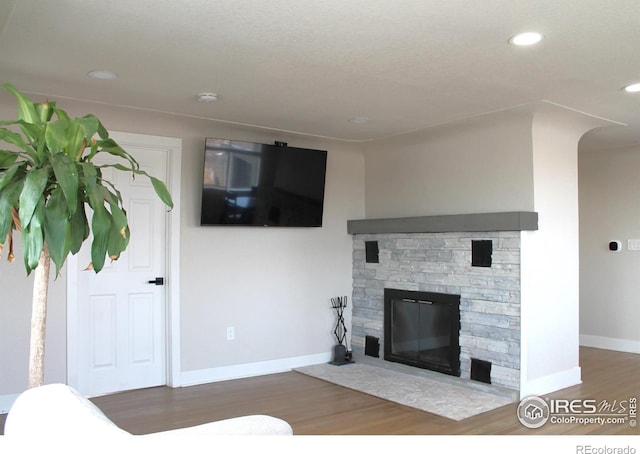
[347,211,538,234]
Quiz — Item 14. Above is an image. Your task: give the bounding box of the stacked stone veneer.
[351,231,521,391]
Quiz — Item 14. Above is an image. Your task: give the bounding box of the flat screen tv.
[200,138,328,227]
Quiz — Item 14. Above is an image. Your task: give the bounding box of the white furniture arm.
[3,383,293,441]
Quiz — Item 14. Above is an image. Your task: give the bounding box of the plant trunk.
[28,243,51,388]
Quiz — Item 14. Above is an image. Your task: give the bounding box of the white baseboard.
[0,393,20,415]
[519,366,582,400]
[580,334,640,354]
[180,352,332,387]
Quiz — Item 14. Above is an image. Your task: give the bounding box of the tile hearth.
[295,353,516,421]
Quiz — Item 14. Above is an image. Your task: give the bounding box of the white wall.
[0,91,365,399]
[0,238,67,408]
[363,108,536,218]
[579,145,640,353]
[519,104,612,398]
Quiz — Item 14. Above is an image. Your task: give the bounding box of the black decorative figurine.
[330,296,354,365]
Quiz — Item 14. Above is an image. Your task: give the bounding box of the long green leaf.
[99,178,124,207]
[90,205,110,273]
[86,138,99,161]
[149,175,174,209]
[110,196,128,229]
[0,162,26,192]
[34,128,46,163]
[44,118,70,154]
[100,163,173,209]
[0,150,19,168]
[0,195,11,247]
[36,100,54,123]
[94,139,138,169]
[2,84,40,126]
[68,196,89,255]
[51,152,78,214]
[18,167,49,229]
[0,127,35,155]
[44,187,70,275]
[52,106,70,122]
[77,116,99,141]
[79,161,98,188]
[85,179,110,272]
[0,120,21,126]
[84,114,109,140]
[17,122,44,161]
[66,120,86,159]
[0,180,24,244]
[105,195,128,260]
[21,198,45,273]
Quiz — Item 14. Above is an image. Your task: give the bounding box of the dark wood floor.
[1,347,638,436]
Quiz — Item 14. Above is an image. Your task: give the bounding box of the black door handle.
[148,277,164,286]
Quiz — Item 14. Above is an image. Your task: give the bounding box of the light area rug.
[294,362,514,421]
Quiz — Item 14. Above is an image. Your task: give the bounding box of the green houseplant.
[0,84,173,388]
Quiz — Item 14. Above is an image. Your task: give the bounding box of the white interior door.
[68,140,171,396]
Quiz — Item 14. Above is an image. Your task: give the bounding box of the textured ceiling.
[1,0,639,150]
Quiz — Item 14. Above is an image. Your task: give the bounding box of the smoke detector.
[197,92,218,102]
[87,69,118,80]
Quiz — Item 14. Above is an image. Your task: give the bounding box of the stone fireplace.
[348,212,538,392]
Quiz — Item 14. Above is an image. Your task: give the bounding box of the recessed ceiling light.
[197,92,218,102]
[349,117,369,124]
[509,32,543,46]
[87,69,118,80]
[623,82,640,93]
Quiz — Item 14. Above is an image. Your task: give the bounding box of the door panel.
[90,295,116,369]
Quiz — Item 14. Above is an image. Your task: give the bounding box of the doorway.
[67,132,181,396]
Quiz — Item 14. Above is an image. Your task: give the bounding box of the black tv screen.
[200,138,328,227]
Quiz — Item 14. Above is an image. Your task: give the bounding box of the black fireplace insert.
[384,288,460,377]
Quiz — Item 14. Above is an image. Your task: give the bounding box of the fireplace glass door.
[384,289,460,376]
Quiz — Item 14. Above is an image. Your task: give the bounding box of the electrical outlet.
[226,326,235,340]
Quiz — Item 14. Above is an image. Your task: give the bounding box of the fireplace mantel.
[347,211,538,235]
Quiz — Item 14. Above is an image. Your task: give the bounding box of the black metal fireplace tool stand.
[330,296,354,365]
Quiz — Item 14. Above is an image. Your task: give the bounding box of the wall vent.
[470,358,492,384]
[364,335,380,357]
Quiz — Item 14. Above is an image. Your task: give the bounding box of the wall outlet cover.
[627,239,640,251]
